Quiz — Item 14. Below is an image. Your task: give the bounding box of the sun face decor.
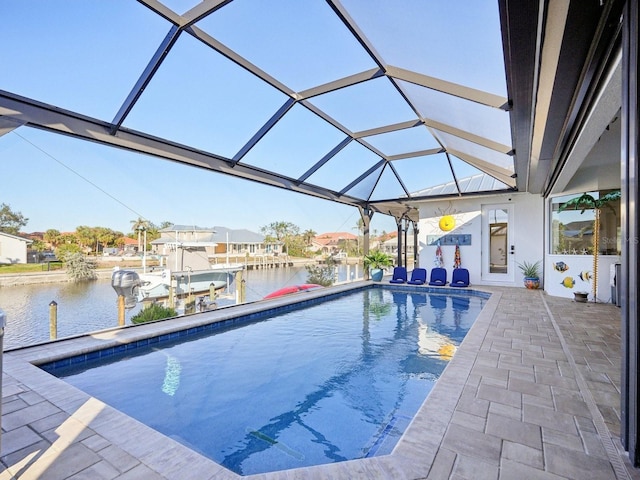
[428,203,461,233]
[439,215,456,232]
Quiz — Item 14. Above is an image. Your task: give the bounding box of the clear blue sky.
[2,127,395,236]
[0,0,505,238]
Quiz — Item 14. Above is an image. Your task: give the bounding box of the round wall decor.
[439,215,455,231]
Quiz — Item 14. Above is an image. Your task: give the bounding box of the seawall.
[0,269,113,287]
[0,258,362,287]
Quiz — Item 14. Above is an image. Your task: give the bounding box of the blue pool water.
[45,287,487,475]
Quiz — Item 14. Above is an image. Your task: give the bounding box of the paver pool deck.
[1,284,639,479]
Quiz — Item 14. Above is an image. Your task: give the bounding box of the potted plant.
[517,260,541,289]
[363,250,394,281]
[574,291,589,303]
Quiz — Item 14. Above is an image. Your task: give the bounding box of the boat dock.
[210,255,360,270]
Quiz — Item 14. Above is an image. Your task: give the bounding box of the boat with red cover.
[263,284,324,299]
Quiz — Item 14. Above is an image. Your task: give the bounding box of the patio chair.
[428,267,448,286]
[389,266,408,284]
[450,268,470,287]
[407,268,427,285]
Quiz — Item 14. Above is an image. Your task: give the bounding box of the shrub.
[62,252,97,282]
[305,262,335,286]
[131,303,178,324]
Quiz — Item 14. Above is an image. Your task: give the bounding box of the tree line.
[1,203,378,259]
[0,203,171,257]
[259,220,384,257]
[260,221,317,257]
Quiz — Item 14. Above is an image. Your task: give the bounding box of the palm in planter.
[517,260,541,289]
[558,190,620,301]
[363,250,394,281]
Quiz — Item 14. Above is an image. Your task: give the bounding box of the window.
[550,190,621,255]
[488,208,509,273]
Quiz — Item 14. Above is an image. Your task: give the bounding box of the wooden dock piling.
[49,301,57,339]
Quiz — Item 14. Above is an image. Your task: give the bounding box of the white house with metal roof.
[0,231,33,264]
[150,225,278,258]
[210,226,280,256]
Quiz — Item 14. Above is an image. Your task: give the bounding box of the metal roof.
[152,225,264,244]
[161,225,216,233]
[412,173,509,197]
[211,227,264,244]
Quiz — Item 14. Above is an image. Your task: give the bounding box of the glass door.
[482,204,514,282]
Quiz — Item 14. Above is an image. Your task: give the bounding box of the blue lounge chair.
[428,267,448,286]
[389,266,407,284]
[407,268,427,285]
[450,268,470,287]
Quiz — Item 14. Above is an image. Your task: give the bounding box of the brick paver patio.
[1,284,638,479]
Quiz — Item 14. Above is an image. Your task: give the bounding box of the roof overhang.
[502,0,624,195]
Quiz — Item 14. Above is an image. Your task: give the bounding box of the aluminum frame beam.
[0,90,416,220]
[386,65,510,110]
[446,148,516,188]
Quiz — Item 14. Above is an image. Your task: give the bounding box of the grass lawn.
[0,258,159,275]
[0,262,64,274]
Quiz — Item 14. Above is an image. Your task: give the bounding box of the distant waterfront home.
[119,236,139,254]
[310,232,358,256]
[0,231,33,264]
[375,231,415,256]
[150,225,279,259]
[209,226,281,256]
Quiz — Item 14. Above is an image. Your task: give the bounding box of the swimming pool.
[43,286,487,476]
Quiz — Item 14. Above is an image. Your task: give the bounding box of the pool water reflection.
[45,286,486,476]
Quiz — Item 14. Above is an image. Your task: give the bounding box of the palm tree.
[43,229,62,248]
[558,190,620,301]
[353,219,364,255]
[75,225,96,253]
[130,217,150,253]
[302,229,317,246]
[96,227,119,253]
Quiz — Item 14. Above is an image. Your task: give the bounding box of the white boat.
[137,244,243,301]
[112,263,243,311]
[112,225,246,307]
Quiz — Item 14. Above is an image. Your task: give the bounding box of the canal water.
[0,265,362,350]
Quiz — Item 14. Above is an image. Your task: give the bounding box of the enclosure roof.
[0,1,622,222]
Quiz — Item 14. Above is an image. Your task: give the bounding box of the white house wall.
[0,233,30,264]
[544,252,619,303]
[415,192,544,288]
